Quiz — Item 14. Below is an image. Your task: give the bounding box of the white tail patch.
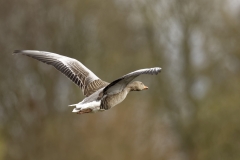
[72,108,80,112]
[68,104,77,107]
[71,101,101,113]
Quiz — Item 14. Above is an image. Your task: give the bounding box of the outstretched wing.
[103,67,161,95]
[14,50,109,97]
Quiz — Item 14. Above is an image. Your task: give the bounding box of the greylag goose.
[14,50,161,114]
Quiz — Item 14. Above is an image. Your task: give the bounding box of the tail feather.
[72,108,81,112]
[68,104,77,107]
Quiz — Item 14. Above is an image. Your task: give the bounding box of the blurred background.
[0,0,240,159]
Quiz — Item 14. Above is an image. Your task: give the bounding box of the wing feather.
[103,67,161,95]
[14,50,109,97]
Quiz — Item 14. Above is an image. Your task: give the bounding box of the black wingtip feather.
[13,50,22,54]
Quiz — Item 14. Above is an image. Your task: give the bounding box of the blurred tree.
[0,0,240,160]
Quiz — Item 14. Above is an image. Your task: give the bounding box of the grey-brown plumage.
[14,50,108,97]
[100,81,147,110]
[14,50,161,114]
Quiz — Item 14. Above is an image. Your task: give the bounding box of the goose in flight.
[14,50,161,114]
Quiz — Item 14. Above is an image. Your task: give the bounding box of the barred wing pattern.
[103,67,161,95]
[14,50,109,97]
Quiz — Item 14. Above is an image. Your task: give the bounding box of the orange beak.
[143,85,149,90]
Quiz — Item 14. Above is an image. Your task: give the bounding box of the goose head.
[128,81,148,91]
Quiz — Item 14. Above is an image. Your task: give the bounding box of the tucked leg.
[77,108,93,114]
